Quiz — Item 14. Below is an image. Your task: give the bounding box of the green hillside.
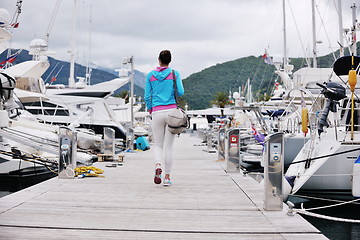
[182,43,359,110]
[182,56,277,110]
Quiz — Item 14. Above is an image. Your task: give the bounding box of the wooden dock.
[0,133,327,239]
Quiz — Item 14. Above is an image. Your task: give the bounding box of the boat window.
[15,77,43,93]
[27,109,69,116]
[23,101,68,109]
[305,82,322,89]
[58,92,109,98]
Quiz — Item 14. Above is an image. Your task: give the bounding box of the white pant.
[151,109,176,174]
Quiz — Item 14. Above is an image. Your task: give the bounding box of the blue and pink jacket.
[144,67,184,113]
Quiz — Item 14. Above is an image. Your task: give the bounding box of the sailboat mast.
[86,3,92,85]
[337,0,344,57]
[282,0,287,69]
[311,0,317,68]
[68,0,77,88]
[350,3,357,56]
[246,78,252,103]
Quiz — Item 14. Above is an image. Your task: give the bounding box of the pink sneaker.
[154,167,162,184]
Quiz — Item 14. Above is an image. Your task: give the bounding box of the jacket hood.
[152,67,172,81]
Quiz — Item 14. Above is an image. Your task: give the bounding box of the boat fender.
[352,156,360,197]
[349,68,357,139]
[301,108,308,136]
[349,69,357,92]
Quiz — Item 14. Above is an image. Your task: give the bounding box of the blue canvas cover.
[136,136,150,151]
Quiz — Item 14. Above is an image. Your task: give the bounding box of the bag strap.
[172,70,179,106]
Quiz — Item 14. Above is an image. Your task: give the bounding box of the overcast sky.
[1,0,358,78]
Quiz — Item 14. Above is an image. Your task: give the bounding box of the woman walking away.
[144,50,184,187]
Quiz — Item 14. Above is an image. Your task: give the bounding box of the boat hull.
[286,129,360,200]
[0,165,57,192]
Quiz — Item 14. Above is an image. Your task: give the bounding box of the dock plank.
[0,133,327,239]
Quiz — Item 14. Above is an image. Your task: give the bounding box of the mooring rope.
[300,198,360,211]
[297,209,360,223]
[0,150,58,167]
[288,197,360,223]
[291,193,360,204]
[285,147,360,167]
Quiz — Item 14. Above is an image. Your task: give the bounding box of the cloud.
[1,0,357,78]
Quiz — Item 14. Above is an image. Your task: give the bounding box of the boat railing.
[0,128,58,155]
[284,116,301,133]
[337,103,360,129]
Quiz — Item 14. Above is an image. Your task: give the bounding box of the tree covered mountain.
[182,56,275,110]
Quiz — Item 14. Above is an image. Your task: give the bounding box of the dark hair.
[159,50,171,65]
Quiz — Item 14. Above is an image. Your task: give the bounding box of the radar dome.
[30,39,48,52]
[0,9,10,26]
[117,68,129,78]
[232,92,240,99]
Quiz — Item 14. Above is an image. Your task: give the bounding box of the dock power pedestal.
[58,127,77,179]
[225,128,240,173]
[104,127,115,155]
[264,132,284,211]
[218,128,225,160]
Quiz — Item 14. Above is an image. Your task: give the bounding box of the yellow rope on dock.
[74,166,105,177]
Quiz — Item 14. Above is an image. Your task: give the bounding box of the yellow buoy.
[301,107,308,136]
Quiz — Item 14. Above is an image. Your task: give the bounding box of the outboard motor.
[316,82,346,135]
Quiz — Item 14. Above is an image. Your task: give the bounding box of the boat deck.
[0,133,327,239]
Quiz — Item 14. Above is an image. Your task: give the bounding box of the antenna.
[45,0,61,46]
[68,0,77,88]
